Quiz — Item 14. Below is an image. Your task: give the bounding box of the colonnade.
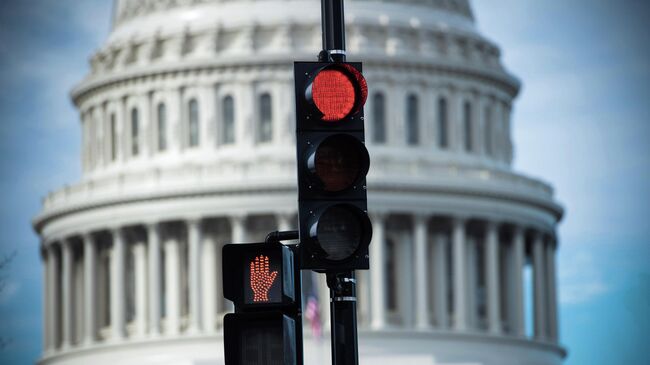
[363,214,558,341]
[42,213,295,354]
[41,212,559,356]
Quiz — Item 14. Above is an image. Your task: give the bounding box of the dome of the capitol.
[34,0,564,364]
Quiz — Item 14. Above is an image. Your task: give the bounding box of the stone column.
[202,232,217,333]
[167,86,182,155]
[164,234,181,335]
[119,96,128,163]
[139,91,151,157]
[147,223,162,336]
[450,91,462,152]
[370,213,387,329]
[546,238,559,342]
[485,222,501,334]
[511,227,525,337]
[83,234,96,345]
[61,239,74,348]
[200,84,215,152]
[532,232,547,340]
[433,233,449,328]
[230,215,247,243]
[414,214,429,329]
[356,268,371,326]
[452,217,467,331]
[110,228,126,340]
[237,81,254,147]
[133,242,148,337]
[187,219,203,333]
[277,212,294,232]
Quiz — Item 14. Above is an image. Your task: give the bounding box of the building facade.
[33,0,565,364]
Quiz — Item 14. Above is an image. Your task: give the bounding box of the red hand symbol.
[250,255,278,302]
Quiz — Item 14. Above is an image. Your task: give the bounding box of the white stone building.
[33,0,565,364]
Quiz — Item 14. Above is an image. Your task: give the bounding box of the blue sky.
[0,0,648,364]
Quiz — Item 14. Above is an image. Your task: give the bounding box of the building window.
[188,99,199,147]
[406,94,419,145]
[110,113,117,161]
[438,97,448,148]
[221,95,235,145]
[372,93,386,144]
[257,93,273,143]
[463,101,473,152]
[484,105,493,156]
[131,108,139,156]
[157,103,167,151]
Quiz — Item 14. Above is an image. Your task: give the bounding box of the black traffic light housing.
[294,61,372,272]
[224,312,297,365]
[222,242,302,365]
[223,242,295,308]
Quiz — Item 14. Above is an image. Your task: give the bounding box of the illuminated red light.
[249,255,278,302]
[312,69,357,122]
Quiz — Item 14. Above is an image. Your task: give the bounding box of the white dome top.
[108,0,478,45]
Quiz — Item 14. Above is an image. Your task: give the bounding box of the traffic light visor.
[307,64,367,122]
[309,134,370,193]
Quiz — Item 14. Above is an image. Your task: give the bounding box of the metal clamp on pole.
[320,0,347,62]
[326,270,359,365]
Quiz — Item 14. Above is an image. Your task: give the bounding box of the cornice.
[33,174,562,237]
[71,54,519,107]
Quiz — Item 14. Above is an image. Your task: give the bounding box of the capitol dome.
[33,0,565,364]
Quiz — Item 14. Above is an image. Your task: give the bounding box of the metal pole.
[320,0,346,62]
[327,271,359,365]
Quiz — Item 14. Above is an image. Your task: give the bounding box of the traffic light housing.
[222,242,302,365]
[223,243,295,308]
[224,312,297,365]
[294,61,372,271]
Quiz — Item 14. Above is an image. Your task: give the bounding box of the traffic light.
[294,61,372,271]
[222,242,302,365]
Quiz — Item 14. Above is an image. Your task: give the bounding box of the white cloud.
[558,250,608,305]
[0,280,20,305]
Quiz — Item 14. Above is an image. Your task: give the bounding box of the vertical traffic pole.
[327,271,359,365]
[320,0,346,62]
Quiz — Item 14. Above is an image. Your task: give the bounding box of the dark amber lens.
[314,136,363,192]
[317,205,362,261]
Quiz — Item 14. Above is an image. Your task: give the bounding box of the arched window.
[484,105,493,156]
[463,101,473,152]
[438,97,448,148]
[188,99,199,147]
[157,103,167,151]
[221,95,235,145]
[131,108,139,156]
[372,93,386,144]
[406,94,419,145]
[257,93,273,143]
[110,113,117,161]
